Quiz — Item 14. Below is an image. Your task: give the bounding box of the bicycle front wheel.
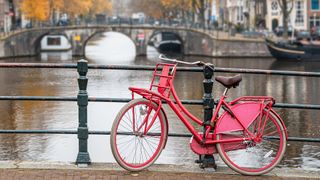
[216,109,286,175]
[110,98,167,171]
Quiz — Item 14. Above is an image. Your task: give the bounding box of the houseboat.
[40,35,72,52]
[149,32,183,54]
[265,38,320,60]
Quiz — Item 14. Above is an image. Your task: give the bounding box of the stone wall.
[213,39,269,57]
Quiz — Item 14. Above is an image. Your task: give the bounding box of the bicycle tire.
[110,98,167,171]
[216,109,286,175]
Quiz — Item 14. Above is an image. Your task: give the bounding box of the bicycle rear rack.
[230,96,275,106]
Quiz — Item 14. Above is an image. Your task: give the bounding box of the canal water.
[0,32,319,171]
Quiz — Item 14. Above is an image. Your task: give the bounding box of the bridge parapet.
[0,25,269,59]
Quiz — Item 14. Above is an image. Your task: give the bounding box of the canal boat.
[265,38,320,60]
[155,40,182,54]
[149,31,183,54]
[40,35,72,52]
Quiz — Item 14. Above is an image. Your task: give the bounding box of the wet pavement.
[0,161,319,179]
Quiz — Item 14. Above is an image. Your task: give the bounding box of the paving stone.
[0,161,318,179]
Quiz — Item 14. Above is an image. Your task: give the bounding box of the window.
[312,0,320,10]
[240,6,244,21]
[237,6,244,22]
[271,1,278,11]
[310,16,320,27]
[295,0,304,26]
[47,37,61,46]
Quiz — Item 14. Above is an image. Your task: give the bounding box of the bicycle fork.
[135,99,162,136]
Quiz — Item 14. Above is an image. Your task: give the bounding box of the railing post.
[76,59,91,166]
[203,65,214,127]
[199,64,216,169]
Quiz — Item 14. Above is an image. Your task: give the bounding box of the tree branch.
[287,0,294,14]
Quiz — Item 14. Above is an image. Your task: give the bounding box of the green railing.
[0,60,320,166]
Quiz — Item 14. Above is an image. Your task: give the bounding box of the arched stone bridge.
[0,25,214,58]
[0,25,268,58]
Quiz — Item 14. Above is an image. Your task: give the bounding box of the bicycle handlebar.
[159,54,214,69]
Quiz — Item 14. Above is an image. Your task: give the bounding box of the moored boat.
[149,31,183,54]
[156,40,182,54]
[265,38,320,60]
[40,35,72,52]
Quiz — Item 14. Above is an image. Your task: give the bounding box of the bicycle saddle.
[215,74,242,88]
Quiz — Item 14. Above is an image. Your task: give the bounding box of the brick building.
[308,0,320,29]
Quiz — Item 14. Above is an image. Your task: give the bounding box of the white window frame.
[295,0,304,26]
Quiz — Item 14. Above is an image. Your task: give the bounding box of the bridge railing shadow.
[0,60,319,166]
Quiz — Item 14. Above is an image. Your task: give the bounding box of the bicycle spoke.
[144,137,157,152]
[120,138,137,162]
[142,138,152,158]
[118,138,135,153]
[117,136,135,146]
[123,113,134,131]
[111,99,166,170]
[217,109,286,175]
[122,114,133,129]
[263,130,279,137]
[119,123,132,132]
[140,139,152,162]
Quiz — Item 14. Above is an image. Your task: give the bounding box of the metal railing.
[0,60,320,166]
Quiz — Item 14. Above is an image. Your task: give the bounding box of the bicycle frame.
[129,63,287,147]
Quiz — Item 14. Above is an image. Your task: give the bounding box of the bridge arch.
[34,32,71,54]
[148,31,185,54]
[82,30,137,59]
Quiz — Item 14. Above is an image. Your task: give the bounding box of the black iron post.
[203,65,214,128]
[76,59,91,166]
[200,64,216,169]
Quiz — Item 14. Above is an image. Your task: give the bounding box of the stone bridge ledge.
[0,25,270,59]
[0,161,318,179]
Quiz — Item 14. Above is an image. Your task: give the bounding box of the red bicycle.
[110,55,288,175]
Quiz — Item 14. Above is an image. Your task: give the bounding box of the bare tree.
[192,0,206,27]
[277,0,294,39]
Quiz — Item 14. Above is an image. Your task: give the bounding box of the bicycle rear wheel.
[110,98,167,171]
[216,109,286,175]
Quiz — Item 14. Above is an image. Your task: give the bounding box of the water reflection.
[0,35,319,171]
[40,51,72,61]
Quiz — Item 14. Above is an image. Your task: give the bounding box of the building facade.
[0,0,13,32]
[255,0,268,28]
[266,0,308,31]
[214,0,312,32]
[214,0,266,30]
[308,0,320,29]
[213,0,227,28]
[226,0,245,25]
